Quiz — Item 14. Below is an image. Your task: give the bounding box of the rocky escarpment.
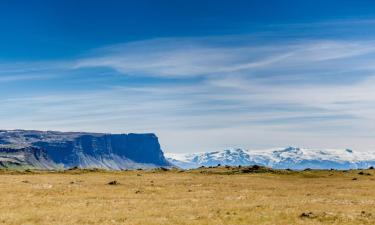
[0,130,171,170]
[0,146,56,169]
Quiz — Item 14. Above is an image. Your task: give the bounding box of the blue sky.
[1,1,375,152]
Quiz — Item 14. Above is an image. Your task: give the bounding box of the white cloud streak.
[1,36,375,152]
[75,38,375,78]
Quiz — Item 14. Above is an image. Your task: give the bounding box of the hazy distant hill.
[0,130,171,170]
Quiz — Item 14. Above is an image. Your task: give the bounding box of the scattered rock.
[108,180,119,185]
[135,190,141,194]
[360,211,372,218]
[240,168,252,173]
[239,165,268,173]
[358,171,371,176]
[68,166,79,170]
[252,165,260,170]
[352,178,358,180]
[300,212,316,219]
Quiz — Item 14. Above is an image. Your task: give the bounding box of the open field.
[0,167,374,225]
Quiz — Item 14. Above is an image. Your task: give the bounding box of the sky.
[1,0,375,153]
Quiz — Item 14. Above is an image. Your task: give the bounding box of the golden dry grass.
[0,168,374,225]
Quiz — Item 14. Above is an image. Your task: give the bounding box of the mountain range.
[166,147,375,170]
[1,130,374,170]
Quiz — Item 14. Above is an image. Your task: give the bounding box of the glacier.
[166,147,375,170]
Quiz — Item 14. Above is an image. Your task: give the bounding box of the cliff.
[0,130,171,170]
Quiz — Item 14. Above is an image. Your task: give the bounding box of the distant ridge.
[166,147,375,170]
[0,130,172,170]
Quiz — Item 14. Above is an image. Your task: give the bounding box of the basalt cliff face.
[0,130,171,170]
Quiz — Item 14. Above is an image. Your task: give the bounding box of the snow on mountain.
[166,147,375,170]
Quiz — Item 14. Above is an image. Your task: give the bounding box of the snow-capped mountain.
[166,147,375,170]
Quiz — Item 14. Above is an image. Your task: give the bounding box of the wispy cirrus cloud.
[1,75,374,152]
[74,37,375,80]
[0,61,74,84]
[1,33,375,152]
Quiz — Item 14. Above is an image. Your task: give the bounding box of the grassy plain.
[0,167,374,225]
